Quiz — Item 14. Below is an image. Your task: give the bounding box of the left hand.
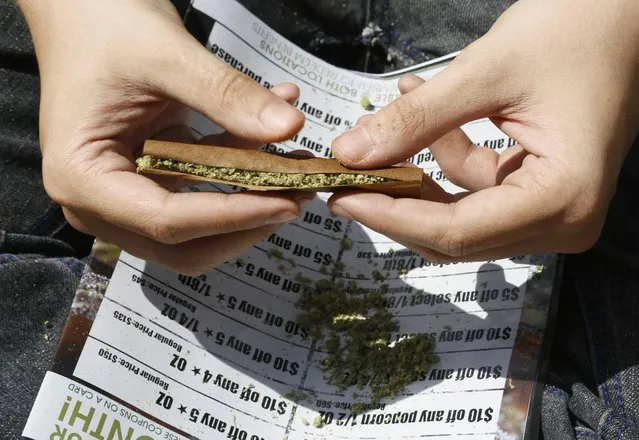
[328,0,639,262]
[19,0,310,275]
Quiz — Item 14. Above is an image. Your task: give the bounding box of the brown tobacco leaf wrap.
[137,140,425,198]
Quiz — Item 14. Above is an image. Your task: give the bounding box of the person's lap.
[0,3,90,436]
[540,145,639,439]
[1,0,637,438]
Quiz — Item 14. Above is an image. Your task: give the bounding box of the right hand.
[18,0,309,275]
[329,0,639,263]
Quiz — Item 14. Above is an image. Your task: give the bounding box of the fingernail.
[329,202,353,220]
[333,126,372,164]
[260,100,302,132]
[267,211,298,225]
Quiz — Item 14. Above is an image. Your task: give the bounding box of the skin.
[17,0,312,275]
[329,0,639,263]
[17,0,639,270]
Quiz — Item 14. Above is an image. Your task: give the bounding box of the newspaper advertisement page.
[23,1,558,439]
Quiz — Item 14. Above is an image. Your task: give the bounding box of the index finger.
[328,174,557,257]
[78,171,303,245]
[331,59,500,168]
[145,33,304,143]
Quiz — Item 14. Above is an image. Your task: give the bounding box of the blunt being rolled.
[136,140,427,198]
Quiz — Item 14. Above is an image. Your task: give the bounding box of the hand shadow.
[134,185,550,438]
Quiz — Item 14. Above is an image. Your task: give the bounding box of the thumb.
[147,32,305,143]
[197,82,302,149]
[332,50,503,168]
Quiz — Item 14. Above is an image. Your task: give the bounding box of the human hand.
[19,0,310,274]
[329,0,639,262]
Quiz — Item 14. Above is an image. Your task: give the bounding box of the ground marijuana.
[360,95,375,111]
[340,237,353,251]
[136,156,393,188]
[294,277,439,407]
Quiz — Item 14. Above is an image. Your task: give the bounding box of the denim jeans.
[1,0,638,438]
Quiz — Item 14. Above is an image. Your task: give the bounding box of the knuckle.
[391,96,426,136]
[432,229,466,258]
[560,216,605,254]
[145,193,186,244]
[432,204,467,257]
[62,209,92,236]
[549,176,609,253]
[216,213,243,232]
[42,144,99,210]
[564,210,595,231]
[42,159,75,208]
[561,185,609,232]
[43,178,72,208]
[442,232,467,258]
[212,68,251,112]
[150,217,182,245]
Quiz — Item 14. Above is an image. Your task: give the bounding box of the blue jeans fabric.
[1,0,638,438]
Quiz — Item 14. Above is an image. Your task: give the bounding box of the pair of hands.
[19,0,639,275]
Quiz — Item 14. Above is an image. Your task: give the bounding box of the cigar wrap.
[136,140,425,198]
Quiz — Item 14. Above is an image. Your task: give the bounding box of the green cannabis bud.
[294,277,439,407]
[136,156,393,188]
